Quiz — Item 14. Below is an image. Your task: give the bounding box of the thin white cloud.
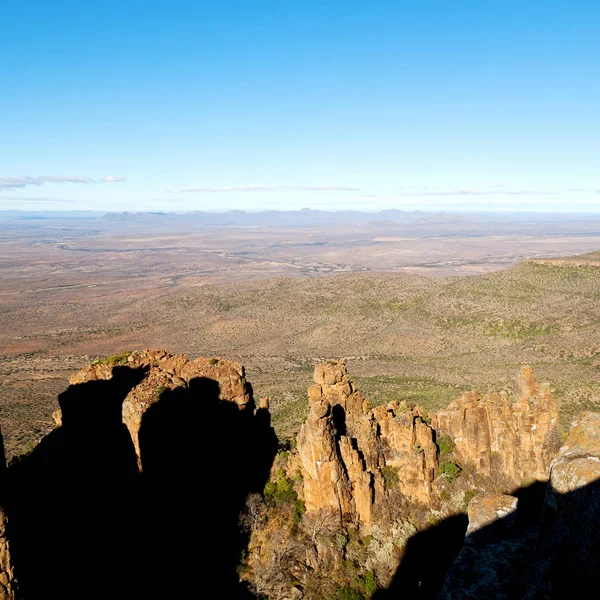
[0,196,82,203]
[181,184,360,193]
[100,175,127,183]
[395,189,560,197]
[0,176,93,189]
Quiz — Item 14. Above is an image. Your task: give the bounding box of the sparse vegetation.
[263,469,306,524]
[462,489,479,509]
[439,461,462,482]
[3,240,600,464]
[91,351,132,366]
[381,465,399,490]
[437,435,455,457]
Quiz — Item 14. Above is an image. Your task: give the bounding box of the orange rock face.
[297,362,560,530]
[0,507,16,600]
[433,366,559,486]
[465,493,518,536]
[297,361,437,524]
[550,411,600,494]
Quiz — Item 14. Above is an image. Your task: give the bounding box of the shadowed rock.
[4,351,276,600]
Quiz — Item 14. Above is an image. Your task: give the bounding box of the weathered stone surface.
[297,361,437,525]
[0,430,16,600]
[439,493,525,600]
[51,410,62,427]
[297,363,561,533]
[0,507,16,600]
[466,493,518,537]
[441,411,600,600]
[297,388,353,519]
[550,411,600,493]
[433,366,559,487]
[523,411,600,598]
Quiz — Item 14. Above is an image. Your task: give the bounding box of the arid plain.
[2,209,600,458]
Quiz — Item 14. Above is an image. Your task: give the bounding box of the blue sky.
[1,0,599,212]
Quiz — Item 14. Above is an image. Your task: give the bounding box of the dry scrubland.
[2,249,600,458]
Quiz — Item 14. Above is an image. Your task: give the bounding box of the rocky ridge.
[433,365,560,486]
[0,351,598,599]
[245,359,600,599]
[67,349,251,470]
[0,349,273,600]
[296,361,558,529]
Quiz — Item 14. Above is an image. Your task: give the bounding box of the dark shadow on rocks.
[373,513,469,600]
[135,376,277,599]
[4,367,277,599]
[332,404,347,438]
[374,478,600,600]
[6,366,147,600]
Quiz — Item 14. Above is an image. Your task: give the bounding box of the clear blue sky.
[1,0,599,212]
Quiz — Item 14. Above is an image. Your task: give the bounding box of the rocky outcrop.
[0,507,16,600]
[298,361,437,525]
[0,433,17,599]
[524,412,600,598]
[69,349,252,470]
[6,349,275,600]
[465,493,519,537]
[439,491,526,600]
[297,363,558,529]
[550,411,600,494]
[433,366,559,487]
[440,412,600,599]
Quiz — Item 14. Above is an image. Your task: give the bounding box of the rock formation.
[433,366,559,487]
[440,411,600,599]
[4,350,275,600]
[0,508,16,600]
[4,350,599,599]
[0,437,19,599]
[297,362,558,532]
[465,492,519,537]
[69,349,252,470]
[438,490,526,600]
[524,411,600,598]
[298,360,438,525]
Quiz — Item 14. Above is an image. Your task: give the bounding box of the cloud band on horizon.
[0,175,127,189]
[181,184,360,193]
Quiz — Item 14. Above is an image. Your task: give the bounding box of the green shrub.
[263,470,306,524]
[209,357,219,365]
[439,461,462,482]
[91,351,132,367]
[336,587,364,600]
[155,385,167,399]
[462,489,478,509]
[355,570,378,596]
[437,435,455,457]
[381,465,399,490]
